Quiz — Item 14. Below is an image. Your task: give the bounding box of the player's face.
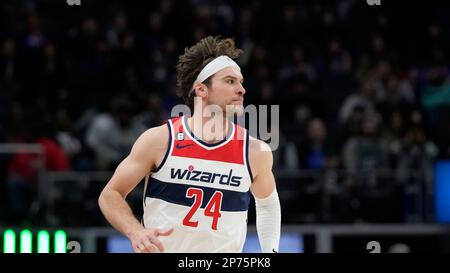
[206,66,246,116]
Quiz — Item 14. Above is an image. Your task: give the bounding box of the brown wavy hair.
[176,36,243,112]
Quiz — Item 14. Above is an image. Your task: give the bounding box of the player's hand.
[129,227,174,253]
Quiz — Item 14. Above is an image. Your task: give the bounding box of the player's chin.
[226,104,244,116]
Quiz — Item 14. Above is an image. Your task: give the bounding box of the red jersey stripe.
[169,116,245,165]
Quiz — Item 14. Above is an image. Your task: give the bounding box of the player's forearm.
[255,189,281,253]
[98,188,144,238]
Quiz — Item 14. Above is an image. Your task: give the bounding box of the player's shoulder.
[127,122,170,169]
[248,136,273,175]
[134,123,170,149]
[248,135,272,155]
[143,122,169,137]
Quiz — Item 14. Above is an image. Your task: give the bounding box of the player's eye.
[227,79,235,84]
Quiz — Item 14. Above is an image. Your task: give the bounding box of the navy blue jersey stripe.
[145,177,251,212]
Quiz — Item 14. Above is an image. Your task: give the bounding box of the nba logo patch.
[177,133,184,141]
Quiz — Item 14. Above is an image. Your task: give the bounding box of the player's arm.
[249,137,281,253]
[98,124,173,253]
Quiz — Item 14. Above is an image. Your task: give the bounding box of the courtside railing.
[0,144,438,229]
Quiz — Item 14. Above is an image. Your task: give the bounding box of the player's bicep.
[106,155,150,197]
[104,129,159,197]
[249,139,277,198]
[251,170,276,199]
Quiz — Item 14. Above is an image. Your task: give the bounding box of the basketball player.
[98,36,281,253]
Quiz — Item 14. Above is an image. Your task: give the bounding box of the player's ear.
[194,83,208,98]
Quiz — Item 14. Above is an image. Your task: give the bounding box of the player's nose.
[237,83,246,95]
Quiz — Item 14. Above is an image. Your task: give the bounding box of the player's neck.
[188,112,229,144]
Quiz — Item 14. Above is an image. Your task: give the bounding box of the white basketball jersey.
[142,116,253,252]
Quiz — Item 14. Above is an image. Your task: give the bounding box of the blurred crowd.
[0,0,449,226]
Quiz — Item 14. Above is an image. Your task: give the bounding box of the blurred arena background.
[1,0,450,253]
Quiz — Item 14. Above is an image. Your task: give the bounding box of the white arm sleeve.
[254,189,281,253]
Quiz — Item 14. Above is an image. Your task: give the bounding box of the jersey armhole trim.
[245,129,254,183]
[142,173,150,208]
[152,119,173,174]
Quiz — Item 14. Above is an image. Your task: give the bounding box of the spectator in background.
[42,41,65,108]
[389,111,438,184]
[339,76,377,125]
[382,110,405,150]
[273,130,300,171]
[420,55,450,158]
[277,45,316,84]
[18,14,47,104]
[280,76,312,139]
[132,93,168,132]
[106,12,129,49]
[318,37,354,117]
[374,73,416,123]
[387,110,438,222]
[340,105,365,142]
[0,38,18,107]
[356,33,391,82]
[6,118,70,225]
[54,108,82,164]
[298,118,338,170]
[341,113,396,222]
[85,95,142,170]
[342,114,387,186]
[375,74,415,106]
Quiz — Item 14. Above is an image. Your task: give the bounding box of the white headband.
[192,55,240,89]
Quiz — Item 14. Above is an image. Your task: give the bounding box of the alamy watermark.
[171,97,279,151]
[366,240,412,253]
[366,241,381,253]
[67,0,81,6]
[366,0,381,6]
[67,240,81,253]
